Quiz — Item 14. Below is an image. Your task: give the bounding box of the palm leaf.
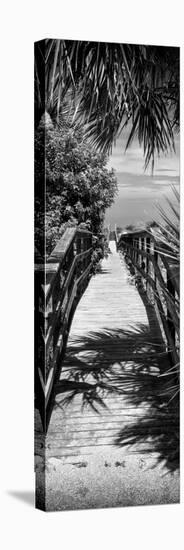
[35,40,179,169]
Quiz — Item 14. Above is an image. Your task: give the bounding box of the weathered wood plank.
[38,242,173,453]
[35,240,179,510]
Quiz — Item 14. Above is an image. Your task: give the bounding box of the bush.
[35,115,117,262]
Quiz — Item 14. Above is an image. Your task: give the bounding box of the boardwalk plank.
[35,241,179,510]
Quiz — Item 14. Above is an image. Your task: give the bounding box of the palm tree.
[35,40,179,170]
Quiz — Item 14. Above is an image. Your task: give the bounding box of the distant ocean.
[105,177,179,229]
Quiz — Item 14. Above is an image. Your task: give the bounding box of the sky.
[105,126,180,229]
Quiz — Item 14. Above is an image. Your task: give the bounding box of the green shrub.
[35,115,117,262]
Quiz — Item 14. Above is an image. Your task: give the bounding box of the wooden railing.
[106,224,111,245]
[35,227,93,431]
[114,224,119,247]
[117,229,179,366]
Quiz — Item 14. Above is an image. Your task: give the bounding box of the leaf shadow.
[54,323,179,472]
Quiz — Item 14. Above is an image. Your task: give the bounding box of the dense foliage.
[35,114,117,265]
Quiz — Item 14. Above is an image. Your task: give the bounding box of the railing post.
[135,238,138,264]
[81,236,84,253]
[138,237,142,267]
[146,236,150,273]
[73,240,77,257]
[133,238,137,263]
[150,243,157,305]
[79,236,84,275]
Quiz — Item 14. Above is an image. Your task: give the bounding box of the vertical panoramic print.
[34,40,180,511]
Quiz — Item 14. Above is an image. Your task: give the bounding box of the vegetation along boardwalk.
[35,240,179,511]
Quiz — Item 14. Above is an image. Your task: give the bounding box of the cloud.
[116,171,179,190]
[155,168,176,172]
[106,129,180,227]
[108,132,180,177]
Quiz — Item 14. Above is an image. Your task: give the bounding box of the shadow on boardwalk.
[54,323,179,473]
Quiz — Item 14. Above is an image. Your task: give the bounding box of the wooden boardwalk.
[35,241,179,510]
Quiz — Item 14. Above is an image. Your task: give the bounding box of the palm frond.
[35,40,179,169]
[153,187,180,403]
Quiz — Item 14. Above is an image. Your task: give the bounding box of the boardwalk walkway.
[35,241,179,510]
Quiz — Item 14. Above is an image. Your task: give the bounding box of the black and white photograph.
[1,2,184,548]
[34,39,180,512]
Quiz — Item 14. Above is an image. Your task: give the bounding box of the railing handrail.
[117,228,179,366]
[48,227,92,263]
[35,226,93,430]
[35,227,93,301]
[118,230,179,293]
[118,227,179,254]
